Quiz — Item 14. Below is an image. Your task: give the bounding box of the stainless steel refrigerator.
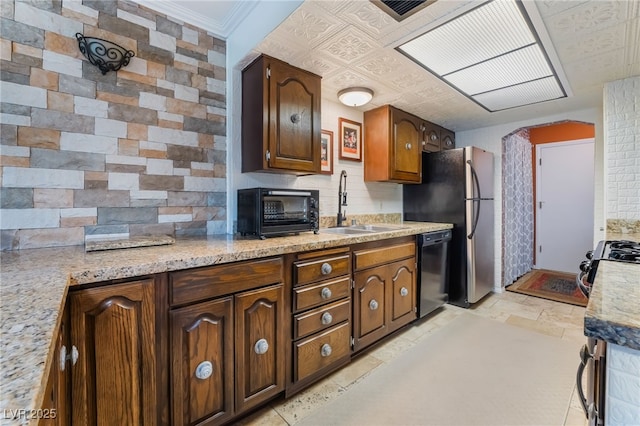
[403,146,494,308]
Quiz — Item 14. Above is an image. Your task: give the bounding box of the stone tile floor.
[237,291,588,426]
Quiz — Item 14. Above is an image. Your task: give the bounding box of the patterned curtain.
[502,129,534,287]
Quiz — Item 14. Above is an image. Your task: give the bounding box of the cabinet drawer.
[293,277,351,312]
[294,254,350,286]
[294,299,351,340]
[170,257,283,306]
[354,242,415,271]
[294,322,351,382]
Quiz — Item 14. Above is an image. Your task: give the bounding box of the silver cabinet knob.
[321,287,332,300]
[321,311,333,325]
[369,299,379,310]
[430,133,438,141]
[400,287,409,297]
[321,262,332,275]
[321,343,332,357]
[405,142,412,150]
[254,338,269,355]
[195,361,213,380]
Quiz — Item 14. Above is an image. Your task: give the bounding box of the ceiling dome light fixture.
[338,87,374,107]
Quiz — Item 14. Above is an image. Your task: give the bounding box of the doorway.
[501,121,595,286]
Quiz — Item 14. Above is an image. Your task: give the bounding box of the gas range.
[578,239,640,297]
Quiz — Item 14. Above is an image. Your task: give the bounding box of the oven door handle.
[576,343,594,417]
[576,271,590,298]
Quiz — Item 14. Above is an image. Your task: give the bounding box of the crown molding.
[132,0,257,39]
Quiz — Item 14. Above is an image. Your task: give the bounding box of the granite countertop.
[584,261,640,350]
[0,221,451,422]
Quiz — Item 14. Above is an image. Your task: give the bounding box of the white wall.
[455,107,603,290]
[604,76,640,222]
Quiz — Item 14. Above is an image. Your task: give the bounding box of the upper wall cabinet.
[364,105,422,183]
[242,55,322,175]
[422,121,455,152]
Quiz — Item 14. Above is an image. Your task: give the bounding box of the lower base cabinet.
[352,239,417,353]
[41,238,419,425]
[169,258,286,425]
[69,276,166,426]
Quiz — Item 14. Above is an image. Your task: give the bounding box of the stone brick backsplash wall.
[604,76,640,229]
[0,0,227,250]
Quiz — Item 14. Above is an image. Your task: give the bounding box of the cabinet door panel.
[171,298,234,425]
[235,284,285,413]
[388,259,417,328]
[70,279,156,426]
[268,60,320,173]
[392,114,421,180]
[441,128,455,150]
[353,266,387,351]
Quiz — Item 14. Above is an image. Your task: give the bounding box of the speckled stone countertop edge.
[584,261,640,351]
[0,222,452,421]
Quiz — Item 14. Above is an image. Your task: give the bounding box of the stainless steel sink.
[349,224,403,232]
[320,227,373,235]
[320,224,405,235]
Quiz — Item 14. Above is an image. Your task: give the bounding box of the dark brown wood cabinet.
[421,121,455,152]
[288,247,352,396]
[169,257,286,424]
[364,105,422,183]
[41,239,420,426]
[352,238,417,352]
[242,54,322,175]
[69,277,167,426]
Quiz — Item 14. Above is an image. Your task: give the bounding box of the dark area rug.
[507,269,588,307]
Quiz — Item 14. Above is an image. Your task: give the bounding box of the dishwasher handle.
[419,231,452,247]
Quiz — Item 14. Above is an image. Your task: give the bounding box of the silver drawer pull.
[405,142,412,150]
[369,299,379,310]
[321,262,332,275]
[254,338,269,355]
[321,343,332,357]
[321,312,333,325]
[195,361,213,380]
[321,287,332,300]
[400,287,409,297]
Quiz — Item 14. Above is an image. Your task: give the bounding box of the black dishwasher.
[417,230,451,318]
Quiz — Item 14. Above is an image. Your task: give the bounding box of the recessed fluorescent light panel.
[397,0,566,112]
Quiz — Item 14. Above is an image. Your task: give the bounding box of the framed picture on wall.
[320,129,333,174]
[338,117,362,162]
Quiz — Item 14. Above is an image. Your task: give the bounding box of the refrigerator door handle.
[466,160,482,200]
[468,199,480,239]
[466,160,481,239]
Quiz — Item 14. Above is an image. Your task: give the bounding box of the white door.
[535,139,595,273]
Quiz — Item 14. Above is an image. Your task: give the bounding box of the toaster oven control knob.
[579,261,590,273]
[310,198,317,208]
[586,250,593,260]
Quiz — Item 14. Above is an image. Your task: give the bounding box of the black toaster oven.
[237,188,319,239]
